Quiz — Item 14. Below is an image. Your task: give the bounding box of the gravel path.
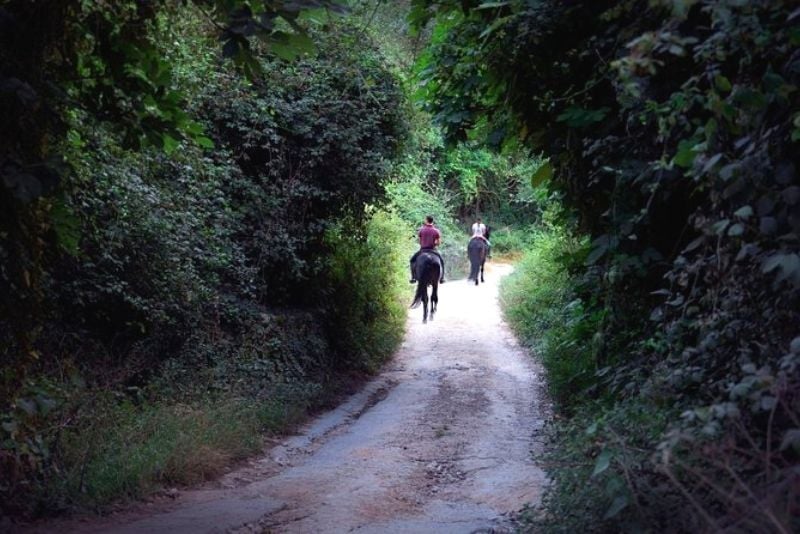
[34,262,550,534]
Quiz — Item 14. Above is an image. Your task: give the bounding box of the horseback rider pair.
[409,215,491,283]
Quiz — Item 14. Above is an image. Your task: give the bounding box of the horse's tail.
[410,254,438,308]
[410,281,425,309]
[467,239,481,280]
[468,260,480,282]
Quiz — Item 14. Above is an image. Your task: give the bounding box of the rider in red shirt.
[410,215,446,283]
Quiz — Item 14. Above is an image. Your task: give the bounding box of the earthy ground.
[30,262,550,533]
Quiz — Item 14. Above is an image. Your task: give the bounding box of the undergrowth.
[500,212,592,405]
[12,205,409,516]
[49,386,314,509]
[1,5,412,517]
[502,211,800,531]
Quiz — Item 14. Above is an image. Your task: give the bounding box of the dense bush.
[487,224,537,256]
[385,170,468,278]
[420,0,800,530]
[0,6,410,516]
[323,209,413,372]
[500,211,594,404]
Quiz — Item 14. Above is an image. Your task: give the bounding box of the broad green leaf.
[184,121,204,136]
[714,74,732,93]
[673,139,700,168]
[727,223,744,236]
[593,449,612,476]
[762,253,800,286]
[162,134,180,154]
[195,136,215,149]
[531,161,553,187]
[271,32,316,61]
[711,219,729,235]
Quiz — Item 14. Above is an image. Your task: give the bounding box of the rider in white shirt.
[471,217,491,257]
[471,217,488,242]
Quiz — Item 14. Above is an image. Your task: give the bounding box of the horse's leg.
[480,258,485,283]
[422,286,429,323]
[431,281,438,319]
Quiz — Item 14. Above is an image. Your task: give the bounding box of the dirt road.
[47,263,550,533]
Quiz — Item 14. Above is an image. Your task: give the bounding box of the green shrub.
[520,399,677,533]
[0,9,413,516]
[43,205,413,511]
[323,208,412,372]
[500,219,594,405]
[487,224,537,256]
[419,2,800,529]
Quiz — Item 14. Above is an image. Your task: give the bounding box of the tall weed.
[50,386,315,509]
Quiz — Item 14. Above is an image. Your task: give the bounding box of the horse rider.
[471,216,491,255]
[409,215,446,284]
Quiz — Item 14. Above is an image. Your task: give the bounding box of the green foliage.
[323,209,412,372]
[500,211,595,404]
[51,385,316,508]
[419,0,800,529]
[0,0,349,408]
[439,143,544,221]
[486,224,536,256]
[385,146,470,278]
[520,400,677,532]
[0,7,411,516]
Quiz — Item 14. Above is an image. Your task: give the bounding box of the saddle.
[416,249,443,273]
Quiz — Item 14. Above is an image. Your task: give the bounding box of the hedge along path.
[33,263,550,534]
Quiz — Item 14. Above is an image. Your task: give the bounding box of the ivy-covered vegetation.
[0,1,419,516]
[415,0,800,530]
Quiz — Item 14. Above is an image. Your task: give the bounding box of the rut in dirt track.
[38,262,550,534]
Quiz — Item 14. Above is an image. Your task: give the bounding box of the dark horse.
[468,224,491,285]
[467,237,488,285]
[410,251,440,323]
